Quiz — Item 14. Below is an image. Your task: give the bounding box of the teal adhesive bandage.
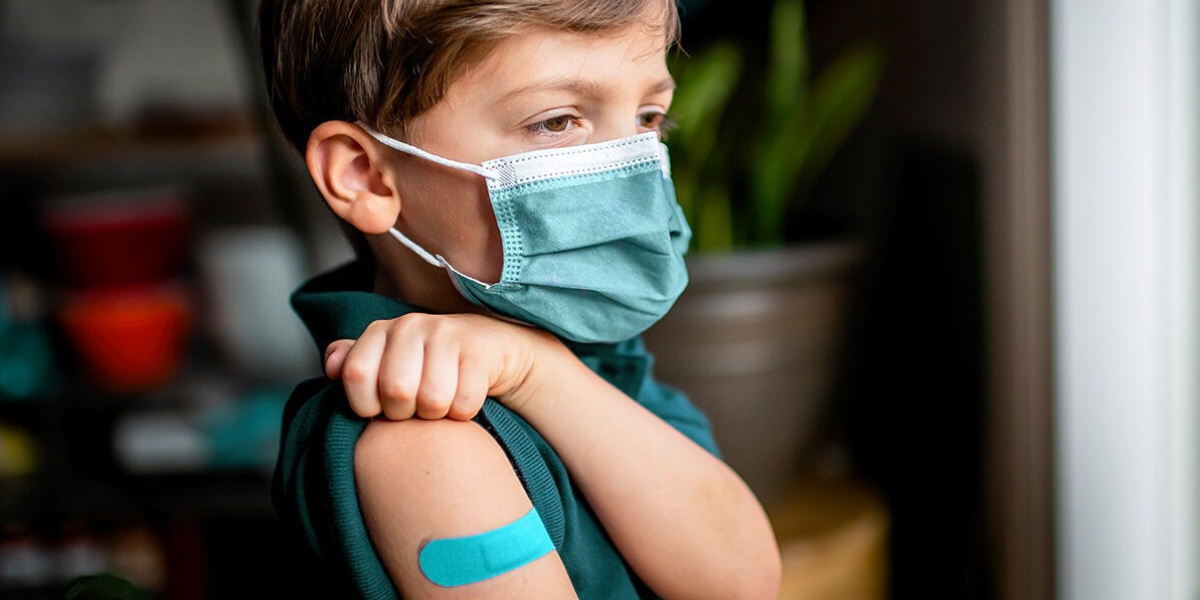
[419,507,555,587]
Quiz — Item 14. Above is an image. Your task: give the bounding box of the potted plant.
[643,0,884,503]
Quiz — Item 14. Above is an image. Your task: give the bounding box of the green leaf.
[798,40,885,192]
[666,42,743,249]
[751,39,885,243]
[665,0,886,251]
[696,185,735,253]
[765,0,808,123]
[668,42,743,148]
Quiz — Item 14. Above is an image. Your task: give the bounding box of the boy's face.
[383,24,675,285]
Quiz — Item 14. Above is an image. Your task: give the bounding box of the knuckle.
[340,360,371,385]
[396,312,430,330]
[447,404,478,421]
[382,398,415,420]
[422,316,449,338]
[364,319,392,335]
[348,398,380,418]
[378,376,414,402]
[448,391,483,420]
[417,385,453,411]
[416,404,448,420]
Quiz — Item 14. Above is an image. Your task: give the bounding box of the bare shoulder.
[354,418,577,599]
[355,418,528,538]
[356,418,515,500]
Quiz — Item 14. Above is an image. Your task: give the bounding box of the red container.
[58,283,195,394]
[42,188,191,288]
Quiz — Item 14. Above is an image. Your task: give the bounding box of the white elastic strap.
[356,121,500,180]
[388,228,443,268]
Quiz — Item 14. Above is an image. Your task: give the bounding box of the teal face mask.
[358,123,691,344]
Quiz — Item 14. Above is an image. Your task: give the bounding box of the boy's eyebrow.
[648,77,677,94]
[504,76,676,99]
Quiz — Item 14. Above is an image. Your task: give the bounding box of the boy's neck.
[368,237,482,315]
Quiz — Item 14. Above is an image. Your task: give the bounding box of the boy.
[259,0,781,598]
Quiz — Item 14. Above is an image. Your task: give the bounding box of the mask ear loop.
[387,228,442,268]
[356,120,503,269]
[355,121,502,180]
[387,226,531,329]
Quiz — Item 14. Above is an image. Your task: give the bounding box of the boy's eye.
[638,112,664,129]
[529,115,577,134]
[639,112,677,137]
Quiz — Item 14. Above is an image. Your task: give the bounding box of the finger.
[447,352,488,421]
[414,337,459,420]
[377,323,423,421]
[340,328,387,418]
[324,340,354,380]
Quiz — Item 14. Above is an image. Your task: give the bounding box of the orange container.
[58,283,194,394]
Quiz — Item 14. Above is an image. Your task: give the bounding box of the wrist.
[496,331,570,416]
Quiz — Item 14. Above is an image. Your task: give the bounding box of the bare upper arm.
[354,418,578,599]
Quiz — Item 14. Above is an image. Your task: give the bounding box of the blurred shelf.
[1,469,275,524]
[0,362,286,524]
[0,114,264,167]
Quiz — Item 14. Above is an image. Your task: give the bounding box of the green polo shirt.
[272,260,720,599]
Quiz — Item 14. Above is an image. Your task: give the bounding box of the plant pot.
[642,238,865,504]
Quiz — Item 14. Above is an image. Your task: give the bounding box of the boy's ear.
[306,121,400,235]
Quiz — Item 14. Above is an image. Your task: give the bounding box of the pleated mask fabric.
[360,123,691,344]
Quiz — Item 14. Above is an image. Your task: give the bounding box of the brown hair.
[258,0,681,153]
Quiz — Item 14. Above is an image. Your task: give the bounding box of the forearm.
[509,346,782,600]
